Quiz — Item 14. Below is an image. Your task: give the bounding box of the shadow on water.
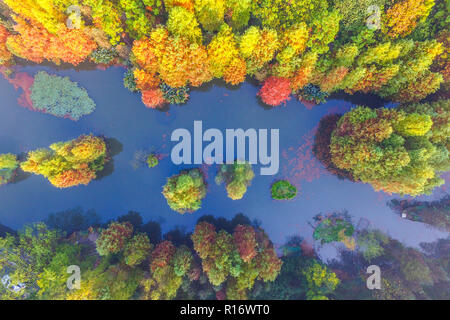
[246,77,277,111]
[117,211,163,245]
[197,213,253,234]
[194,78,244,94]
[11,169,31,185]
[0,222,16,237]
[329,91,392,108]
[45,206,102,234]
[96,137,123,181]
[11,152,32,185]
[256,99,276,111]
[16,57,106,72]
[164,227,191,246]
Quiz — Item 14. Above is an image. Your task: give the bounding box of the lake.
[0,65,448,259]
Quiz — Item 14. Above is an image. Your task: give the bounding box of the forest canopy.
[328,100,449,196]
[0,0,447,108]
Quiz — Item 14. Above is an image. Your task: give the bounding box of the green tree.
[124,233,153,267]
[0,223,60,298]
[302,261,340,299]
[162,168,207,213]
[329,105,447,196]
[215,162,255,200]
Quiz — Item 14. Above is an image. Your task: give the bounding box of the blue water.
[0,66,448,257]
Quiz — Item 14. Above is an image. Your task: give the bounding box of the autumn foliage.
[0,26,12,65]
[141,88,166,109]
[383,0,434,38]
[191,221,282,298]
[21,135,108,188]
[233,225,257,263]
[0,0,446,107]
[258,76,292,106]
[329,103,449,196]
[7,18,97,65]
[96,222,134,256]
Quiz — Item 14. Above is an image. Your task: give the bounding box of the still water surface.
[0,66,448,259]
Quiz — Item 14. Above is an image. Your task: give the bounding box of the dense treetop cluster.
[0,0,447,107]
[20,134,109,188]
[1,209,448,300]
[0,212,283,300]
[327,100,449,196]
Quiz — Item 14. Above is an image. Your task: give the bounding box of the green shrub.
[271,180,297,200]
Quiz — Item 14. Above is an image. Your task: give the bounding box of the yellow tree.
[238,26,279,75]
[167,6,202,44]
[132,27,212,88]
[84,0,124,45]
[3,0,73,33]
[383,0,435,38]
[207,24,241,79]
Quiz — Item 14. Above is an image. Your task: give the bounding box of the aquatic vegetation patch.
[312,211,355,247]
[146,154,159,168]
[30,71,96,120]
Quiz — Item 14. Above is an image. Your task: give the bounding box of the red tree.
[150,241,176,272]
[233,225,257,263]
[96,222,134,256]
[141,88,166,108]
[257,76,292,106]
[191,222,217,259]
